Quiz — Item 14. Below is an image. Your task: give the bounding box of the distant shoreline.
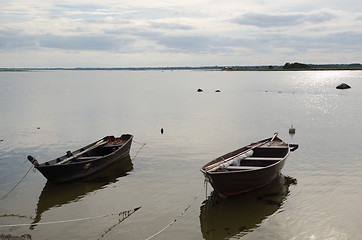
[1,63,362,72]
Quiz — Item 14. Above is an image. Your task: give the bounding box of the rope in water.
[0,165,34,200]
[144,182,205,240]
[132,139,146,160]
[0,207,141,228]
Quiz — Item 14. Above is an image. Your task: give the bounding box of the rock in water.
[336,83,351,89]
[197,88,203,92]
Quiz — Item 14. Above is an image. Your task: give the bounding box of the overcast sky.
[1,0,362,67]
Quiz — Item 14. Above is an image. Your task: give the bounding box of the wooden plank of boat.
[55,139,107,165]
[75,156,104,160]
[244,157,284,161]
[225,166,264,170]
[206,132,279,172]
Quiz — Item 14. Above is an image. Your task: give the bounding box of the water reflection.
[31,155,133,227]
[200,174,297,240]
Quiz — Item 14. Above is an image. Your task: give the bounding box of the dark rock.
[215,89,221,92]
[197,88,203,92]
[336,83,351,89]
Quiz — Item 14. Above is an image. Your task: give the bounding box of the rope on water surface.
[144,182,206,240]
[0,207,141,228]
[97,207,141,240]
[132,139,146,160]
[0,165,34,200]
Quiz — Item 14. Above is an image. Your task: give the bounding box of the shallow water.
[0,70,361,239]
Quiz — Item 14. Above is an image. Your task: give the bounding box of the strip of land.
[1,62,362,71]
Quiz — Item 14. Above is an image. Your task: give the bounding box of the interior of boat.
[219,146,289,171]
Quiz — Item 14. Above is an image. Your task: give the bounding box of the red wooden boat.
[201,133,298,198]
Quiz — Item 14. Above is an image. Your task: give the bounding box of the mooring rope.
[132,139,146,160]
[97,207,141,240]
[0,207,141,228]
[0,165,34,200]
[144,182,205,240]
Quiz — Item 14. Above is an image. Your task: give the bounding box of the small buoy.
[37,127,40,129]
[215,89,221,92]
[289,125,295,134]
[161,128,164,134]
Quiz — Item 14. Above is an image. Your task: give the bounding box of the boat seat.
[226,166,264,170]
[76,156,104,161]
[244,157,283,161]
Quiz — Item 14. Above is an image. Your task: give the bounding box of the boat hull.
[201,135,297,198]
[34,134,133,183]
[203,160,285,198]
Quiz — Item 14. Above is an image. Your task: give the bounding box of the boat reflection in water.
[200,174,296,240]
[31,155,133,228]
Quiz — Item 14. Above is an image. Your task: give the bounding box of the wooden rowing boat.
[28,134,133,183]
[200,133,298,198]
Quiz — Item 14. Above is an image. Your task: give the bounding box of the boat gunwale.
[200,137,290,175]
[36,134,133,168]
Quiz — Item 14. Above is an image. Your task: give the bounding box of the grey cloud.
[38,35,129,51]
[2,26,362,57]
[0,30,38,49]
[155,35,213,53]
[325,31,362,48]
[0,30,133,52]
[149,22,194,30]
[356,15,362,21]
[232,11,336,28]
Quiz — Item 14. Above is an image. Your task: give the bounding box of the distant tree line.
[2,62,361,72]
[283,62,310,70]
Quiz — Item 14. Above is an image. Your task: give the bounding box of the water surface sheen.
[0,70,361,239]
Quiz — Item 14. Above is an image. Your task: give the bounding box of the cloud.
[1,0,362,67]
[231,11,336,28]
[356,14,362,21]
[0,29,134,52]
[0,30,37,49]
[149,22,194,30]
[39,34,132,51]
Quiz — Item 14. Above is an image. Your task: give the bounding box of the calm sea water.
[0,70,361,240]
